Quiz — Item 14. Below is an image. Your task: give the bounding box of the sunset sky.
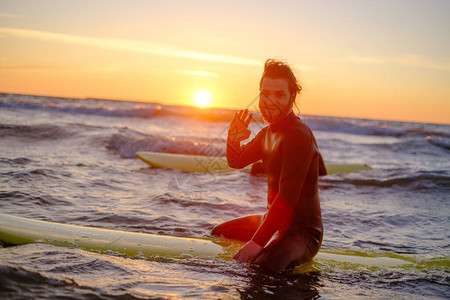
[0,0,449,124]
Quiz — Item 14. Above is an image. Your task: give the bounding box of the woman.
[212,59,325,273]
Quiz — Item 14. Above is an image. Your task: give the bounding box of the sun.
[194,91,211,108]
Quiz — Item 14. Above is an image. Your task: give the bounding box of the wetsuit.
[212,112,324,272]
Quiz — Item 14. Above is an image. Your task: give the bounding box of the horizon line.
[1,91,448,126]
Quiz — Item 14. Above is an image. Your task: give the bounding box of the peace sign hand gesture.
[228,109,253,145]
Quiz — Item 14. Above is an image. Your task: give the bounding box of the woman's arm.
[226,109,265,169]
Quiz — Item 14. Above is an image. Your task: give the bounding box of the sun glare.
[194,91,211,108]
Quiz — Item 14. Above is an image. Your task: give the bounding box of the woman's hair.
[259,59,302,103]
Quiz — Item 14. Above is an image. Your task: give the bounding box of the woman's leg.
[253,229,322,273]
[211,214,264,242]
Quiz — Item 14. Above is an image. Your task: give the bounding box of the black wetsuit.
[212,112,324,272]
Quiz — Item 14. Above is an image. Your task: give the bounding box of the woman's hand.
[228,109,253,145]
[233,240,262,263]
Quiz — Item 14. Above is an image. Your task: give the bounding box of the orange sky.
[0,1,449,124]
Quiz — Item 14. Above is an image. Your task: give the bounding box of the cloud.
[0,64,120,73]
[0,12,21,18]
[346,56,384,64]
[347,54,450,71]
[178,70,218,77]
[296,64,316,72]
[0,27,261,67]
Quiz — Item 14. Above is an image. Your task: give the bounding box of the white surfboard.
[136,151,372,174]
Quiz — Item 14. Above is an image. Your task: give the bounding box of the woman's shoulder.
[255,125,269,138]
[286,117,313,140]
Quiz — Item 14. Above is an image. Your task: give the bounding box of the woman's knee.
[210,215,263,242]
[211,223,224,237]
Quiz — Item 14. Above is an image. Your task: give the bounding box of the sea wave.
[0,99,159,119]
[320,171,450,190]
[0,157,32,165]
[0,189,73,208]
[427,136,450,150]
[0,123,75,140]
[303,116,408,137]
[0,264,82,298]
[107,130,225,158]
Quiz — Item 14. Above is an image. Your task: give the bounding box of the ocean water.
[0,93,448,299]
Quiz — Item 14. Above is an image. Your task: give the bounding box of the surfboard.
[136,151,372,174]
[0,213,412,269]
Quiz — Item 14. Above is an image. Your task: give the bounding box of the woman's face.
[259,77,293,124]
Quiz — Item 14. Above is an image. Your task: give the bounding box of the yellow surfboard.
[0,213,412,269]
